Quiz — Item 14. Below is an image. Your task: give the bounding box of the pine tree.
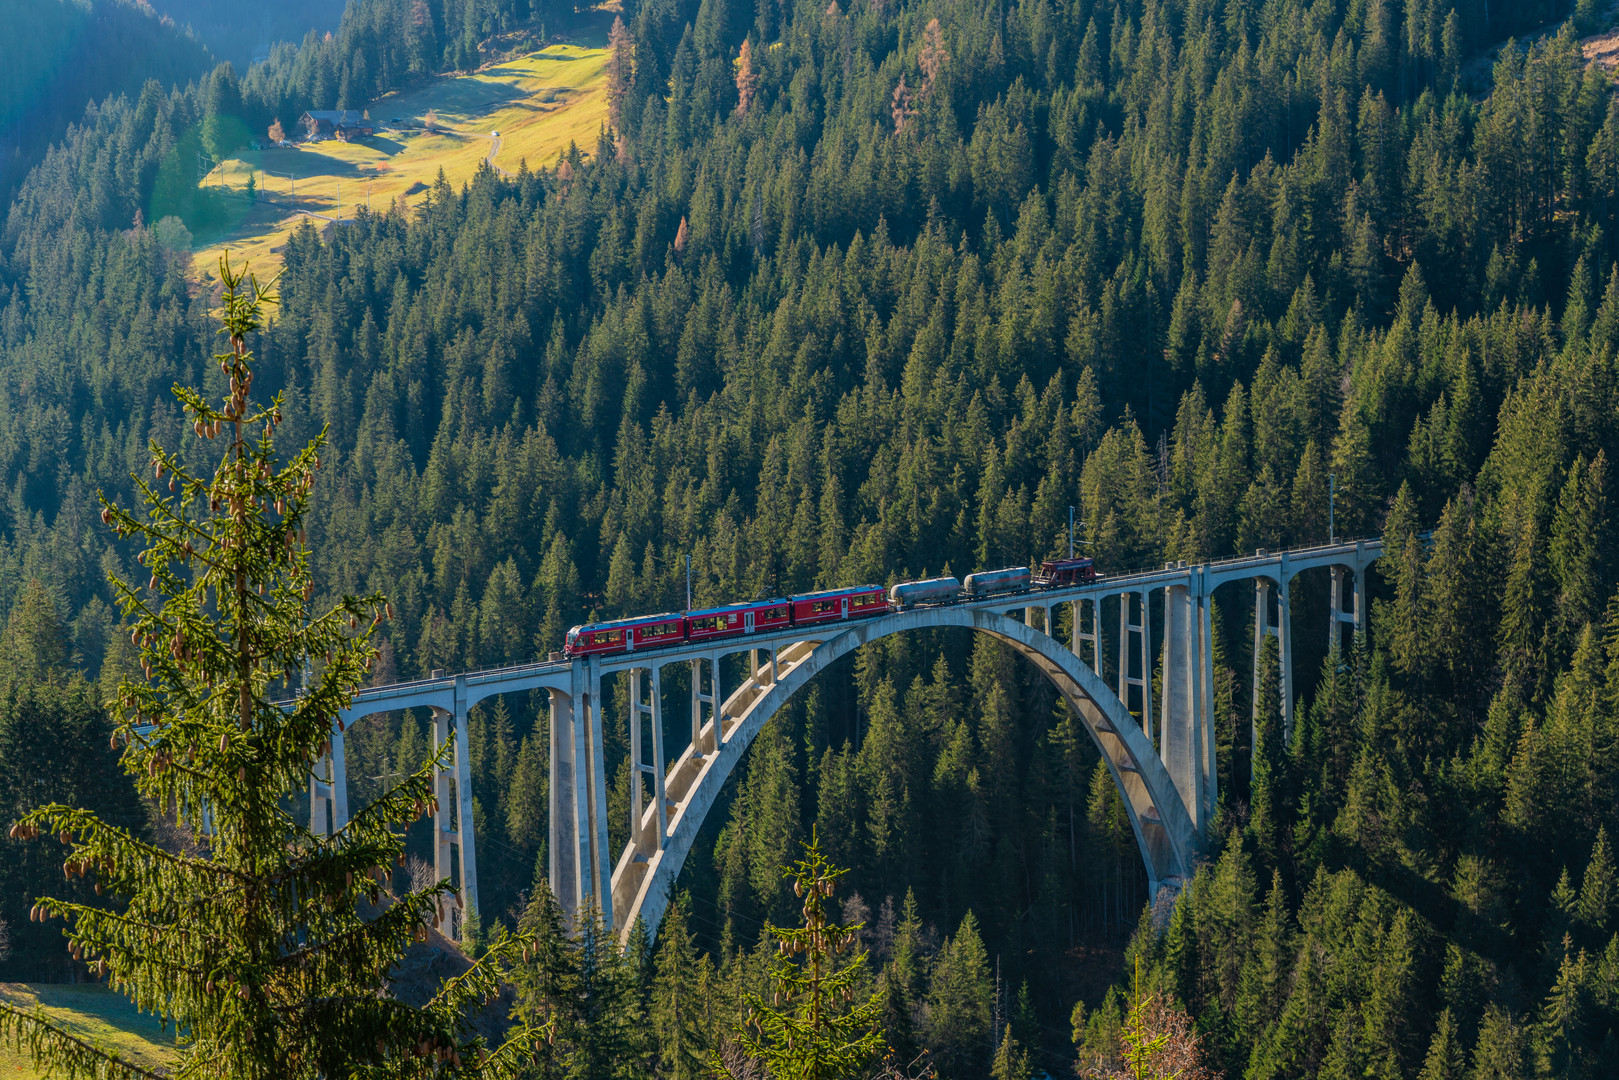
[989,1025,1030,1080]
[1469,1003,1526,1080]
[732,831,885,1080]
[0,580,71,681]
[510,876,575,1079]
[607,16,634,129]
[1418,1007,1466,1080]
[735,39,760,117]
[1247,635,1286,870]
[879,888,925,1063]
[0,259,547,1078]
[566,901,644,1079]
[926,911,993,1077]
[1540,943,1587,1079]
[652,893,712,1080]
[1578,827,1615,937]
[1111,957,1213,1080]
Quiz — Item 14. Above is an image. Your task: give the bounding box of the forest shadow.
[559,6,617,49]
[276,148,374,179]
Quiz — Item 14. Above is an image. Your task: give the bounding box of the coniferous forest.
[2,0,1619,1076]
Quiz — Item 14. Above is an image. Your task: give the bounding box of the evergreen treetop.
[732,830,885,1080]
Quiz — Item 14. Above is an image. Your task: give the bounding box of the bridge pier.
[1160,583,1207,835]
[1198,582,1217,825]
[1118,590,1152,739]
[628,666,667,856]
[1073,598,1098,669]
[547,660,612,927]
[427,675,479,937]
[308,722,348,837]
[691,657,720,755]
[1328,565,1364,651]
[1251,575,1294,759]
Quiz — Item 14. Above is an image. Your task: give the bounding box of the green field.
[0,984,175,1078]
[194,26,611,286]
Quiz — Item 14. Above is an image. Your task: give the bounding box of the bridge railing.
[1089,534,1381,584]
[334,536,1383,701]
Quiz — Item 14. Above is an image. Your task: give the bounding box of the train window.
[764,606,787,620]
[811,600,835,614]
[592,630,623,645]
[645,622,678,638]
[852,594,879,608]
[691,617,718,631]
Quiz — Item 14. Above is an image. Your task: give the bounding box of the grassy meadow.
[0,984,175,1078]
[193,30,610,285]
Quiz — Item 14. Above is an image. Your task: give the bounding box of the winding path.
[486,133,513,178]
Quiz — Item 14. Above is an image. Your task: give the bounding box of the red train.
[564,585,889,657]
[561,556,1099,659]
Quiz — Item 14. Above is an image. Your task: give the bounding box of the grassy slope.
[194,27,610,285]
[0,984,175,1078]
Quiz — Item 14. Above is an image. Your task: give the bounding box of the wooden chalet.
[298,110,374,141]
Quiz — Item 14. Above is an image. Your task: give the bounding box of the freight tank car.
[888,577,962,609]
[962,566,1032,596]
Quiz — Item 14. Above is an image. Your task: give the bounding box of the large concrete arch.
[610,605,1201,943]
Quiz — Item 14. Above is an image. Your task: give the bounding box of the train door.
[841,597,850,619]
[745,611,756,633]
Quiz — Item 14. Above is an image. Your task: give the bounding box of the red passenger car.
[686,599,793,642]
[564,614,684,657]
[789,585,889,625]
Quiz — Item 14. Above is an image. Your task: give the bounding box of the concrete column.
[689,658,704,756]
[1328,566,1346,652]
[1278,570,1293,744]
[547,683,583,913]
[651,665,667,846]
[710,656,724,748]
[1161,582,1202,834]
[1251,579,1269,770]
[630,667,667,852]
[1140,590,1153,741]
[1074,598,1098,671]
[431,707,454,894]
[1117,592,1129,705]
[630,668,646,842]
[452,678,478,936]
[1118,591,1151,738]
[1197,574,1217,825]
[585,658,613,928]
[1353,561,1366,636]
[691,657,721,755]
[330,724,348,831]
[308,752,330,838]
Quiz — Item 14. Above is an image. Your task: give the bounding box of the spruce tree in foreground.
[0,258,548,1079]
[727,831,884,1080]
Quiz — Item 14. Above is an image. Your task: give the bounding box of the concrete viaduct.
[306,539,1381,943]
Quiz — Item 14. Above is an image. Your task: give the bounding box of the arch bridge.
[310,540,1381,943]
